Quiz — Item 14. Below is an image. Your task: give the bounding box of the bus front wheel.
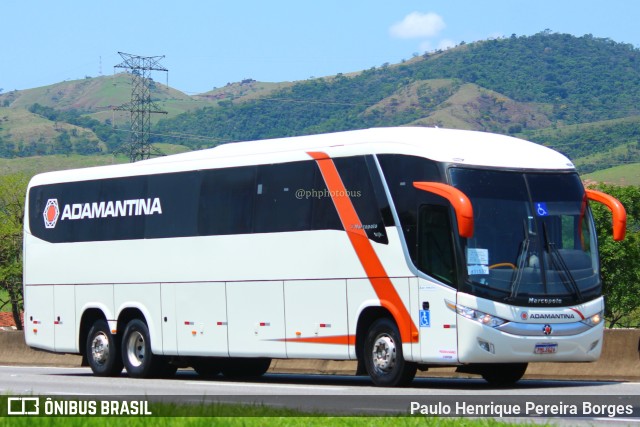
[86,319,123,376]
[363,318,417,387]
[480,363,528,386]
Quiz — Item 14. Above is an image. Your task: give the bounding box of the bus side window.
[254,162,314,233]
[310,164,343,232]
[377,154,442,258]
[199,166,256,235]
[333,156,391,244]
[417,204,456,286]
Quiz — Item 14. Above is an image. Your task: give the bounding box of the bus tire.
[121,319,163,378]
[154,360,178,378]
[86,319,123,377]
[191,357,222,379]
[363,317,417,387]
[480,363,528,386]
[221,358,271,378]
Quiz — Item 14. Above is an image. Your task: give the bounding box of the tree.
[0,174,28,329]
[589,184,640,327]
[54,130,73,155]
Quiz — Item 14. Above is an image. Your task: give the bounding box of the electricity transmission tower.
[113,52,168,162]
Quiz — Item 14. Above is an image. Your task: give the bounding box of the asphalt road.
[2,365,640,425]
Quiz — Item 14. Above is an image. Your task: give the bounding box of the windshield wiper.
[505,220,530,302]
[542,223,584,303]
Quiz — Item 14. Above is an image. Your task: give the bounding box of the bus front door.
[415,204,459,363]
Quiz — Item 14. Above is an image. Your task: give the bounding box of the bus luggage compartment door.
[24,285,54,351]
[174,282,228,357]
[53,285,76,353]
[227,281,286,358]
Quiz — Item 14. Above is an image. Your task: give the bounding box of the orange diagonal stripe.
[308,151,418,343]
[277,335,356,345]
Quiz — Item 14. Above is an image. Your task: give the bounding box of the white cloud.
[390,12,445,39]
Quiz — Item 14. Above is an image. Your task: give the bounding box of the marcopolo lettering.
[528,297,563,304]
[59,198,163,221]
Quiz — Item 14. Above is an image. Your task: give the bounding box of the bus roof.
[29,127,575,186]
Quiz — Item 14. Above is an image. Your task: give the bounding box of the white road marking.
[44,391,98,396]
[183,381,347,391]
[352,407,401,413]
[0,365,86,370]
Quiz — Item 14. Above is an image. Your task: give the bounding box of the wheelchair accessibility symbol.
[536,202,549,217]
[419,310,431,328]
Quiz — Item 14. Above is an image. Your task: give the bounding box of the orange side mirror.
[413,182,474,238]
[585,189,626,241]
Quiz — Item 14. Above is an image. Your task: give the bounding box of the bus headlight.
[581,311,604,327]
[445,300,508,328]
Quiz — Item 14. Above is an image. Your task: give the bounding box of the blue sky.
[2,0,639,95]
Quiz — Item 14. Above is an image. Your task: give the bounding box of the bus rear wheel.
[121,319,173,378]
[86,319,123,376]
[363,318,417,387]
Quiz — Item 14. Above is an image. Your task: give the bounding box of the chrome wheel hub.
[126,331,145,367]
[91,332,110,365]
[371,334,396,373]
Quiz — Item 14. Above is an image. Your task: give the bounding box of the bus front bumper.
[456,317,604,364]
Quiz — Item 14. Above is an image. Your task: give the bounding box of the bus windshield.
[449,168,600,307]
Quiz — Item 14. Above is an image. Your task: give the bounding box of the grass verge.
[0,401,535,427]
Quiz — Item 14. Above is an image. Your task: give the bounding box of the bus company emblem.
[520,312,528,321]
[542,324,553,335]
[43,199,60,229]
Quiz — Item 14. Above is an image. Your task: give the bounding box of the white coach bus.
[23,127,626,387]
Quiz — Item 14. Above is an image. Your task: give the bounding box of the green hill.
[521,116,640,173]
[583,163,640,186]
[402,80,552,132]
[152,33,640,167]
[194,79,294,103]
[0,74,196,112]
[0,154,126,176]
[0,107,104,156]
[1,32,640,183]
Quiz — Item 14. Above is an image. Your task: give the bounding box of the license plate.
[534,343,557,354]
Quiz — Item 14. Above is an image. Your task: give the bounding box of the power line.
[111,127,230,144]
[257,97,372,107]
